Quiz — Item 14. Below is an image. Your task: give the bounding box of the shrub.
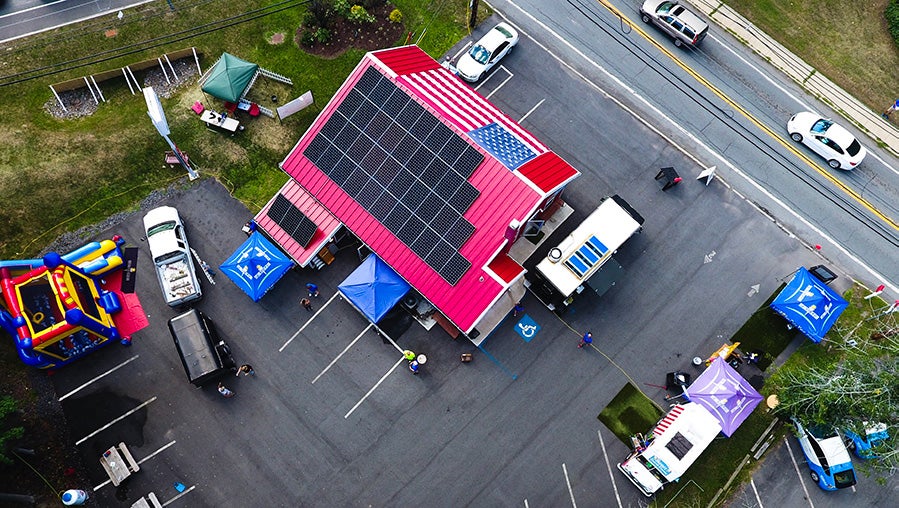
[303,0,335,29]
[315,27,332,43]
[300,29,316,46]
[389,8,402,24]
[887,0,899,42]
[348,4,376,24]
[333,0,352,17]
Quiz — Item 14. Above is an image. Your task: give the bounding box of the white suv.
[640,1,709,48]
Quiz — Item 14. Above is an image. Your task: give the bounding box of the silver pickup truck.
[143,206,202,307]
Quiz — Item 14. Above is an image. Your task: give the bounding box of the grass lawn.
[729,283,796,371]
[0,0,483,259]
[725,0,899,120]
[598,382,663,444]
[654,410,777,507]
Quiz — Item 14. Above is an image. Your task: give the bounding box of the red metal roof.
[371,45,441,75]
[487,254,524,284]
[517,152,580,196]
[254,180,342,267]
[278,47,580,333]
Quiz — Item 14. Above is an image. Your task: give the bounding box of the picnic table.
[99,442,140,486]
[200,109,240,133]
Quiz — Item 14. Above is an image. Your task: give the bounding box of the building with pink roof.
[267,45,580,339]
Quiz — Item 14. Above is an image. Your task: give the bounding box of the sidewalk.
[690,0,899,158]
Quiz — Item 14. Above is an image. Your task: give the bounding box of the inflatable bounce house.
[0,235,145,369]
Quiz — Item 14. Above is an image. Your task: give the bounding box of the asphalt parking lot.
[42,19,893,507]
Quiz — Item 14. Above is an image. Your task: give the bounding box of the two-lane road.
[0,0,152,43]
[490,0,899,295]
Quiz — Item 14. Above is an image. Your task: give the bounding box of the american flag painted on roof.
[398,68,547,157]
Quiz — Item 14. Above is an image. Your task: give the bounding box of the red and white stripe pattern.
[399,68,547,156]
[653,404,685,436]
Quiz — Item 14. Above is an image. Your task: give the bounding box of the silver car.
[640,0,709,48]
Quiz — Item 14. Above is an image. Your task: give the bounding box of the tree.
[767,298,899,475]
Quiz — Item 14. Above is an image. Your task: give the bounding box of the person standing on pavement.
[403,350,416,361]
[301,297,313,312]
[306,283,320,298]
[236,364,255,377]
[409,360,420,374]
[578,332,593,349]
[218,382,235,398]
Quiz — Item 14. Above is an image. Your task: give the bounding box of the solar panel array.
[564,235,610,278]
[303,66,485,285]
[267,194,318,247]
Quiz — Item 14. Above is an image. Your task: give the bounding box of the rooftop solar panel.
[456,145,484,178]
[330,157,355,185]
[382,89,408,115]
[267,194,318,247]
[426,240,455,269]
[443,253,471,284]
[304,65,485,285]
[448,182,480,213]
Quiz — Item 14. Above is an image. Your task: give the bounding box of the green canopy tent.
[200,53,259,103]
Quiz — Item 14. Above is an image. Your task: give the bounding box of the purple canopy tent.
[684,358,763,437]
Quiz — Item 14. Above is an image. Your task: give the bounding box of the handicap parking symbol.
[515,315,540,342]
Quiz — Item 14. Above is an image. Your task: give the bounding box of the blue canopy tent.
[220,232,294,301]
[770,267,848,343]
[338,254,410,323]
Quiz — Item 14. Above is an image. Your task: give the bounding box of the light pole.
[143,87,198,181]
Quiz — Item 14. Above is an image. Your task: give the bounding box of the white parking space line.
[498,0,898,295]
[784,436,815,508]
[161,485,196,506]
[519,98,546,124]
[137,440,176,465]
[479,66,514,98]
[92,440,176,491]
[75,396,156,445]
[344,357,405,419]
[279,292,340,352]
[750,477,764,508]
[597,430,623,508]
[311,323,373,384]
[524,499,529,508]
[562,463,578,507]
[59,355,139,401]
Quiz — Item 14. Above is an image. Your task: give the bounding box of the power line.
[0,0,307,87]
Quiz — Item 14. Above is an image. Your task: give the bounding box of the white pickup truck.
[143,206,202,307]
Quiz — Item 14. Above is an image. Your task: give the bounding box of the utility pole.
[469,0,479,29]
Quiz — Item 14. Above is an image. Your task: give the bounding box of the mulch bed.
[297,2,407,59]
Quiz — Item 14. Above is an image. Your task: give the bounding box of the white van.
[618,402,721,496]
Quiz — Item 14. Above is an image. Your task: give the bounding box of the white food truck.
[528,195,643,310]
[618,402,722,496]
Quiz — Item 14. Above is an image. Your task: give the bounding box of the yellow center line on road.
[596,0,899,231]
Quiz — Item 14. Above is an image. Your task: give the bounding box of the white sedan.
[786,112,866,169]
[455,22,519,83]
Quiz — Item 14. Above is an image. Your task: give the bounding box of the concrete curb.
[688,0,899,157]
